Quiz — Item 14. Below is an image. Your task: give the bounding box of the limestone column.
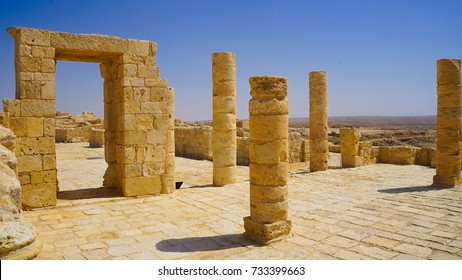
[433,59,462,187]
[212,52,236,186]
[244,76,291,244]
[340,127,363,167]
[309,71,329,171]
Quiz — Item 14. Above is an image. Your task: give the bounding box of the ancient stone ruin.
[1,26,461,260]
[309,71,328,171]
[0,124,40,259]
[433,58,461,187]
[2,27,175,208]
[244,76,292,244]
[212,52,237,186]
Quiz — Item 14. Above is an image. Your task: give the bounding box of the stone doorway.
[3,27,175,209]
[53,61,110,200]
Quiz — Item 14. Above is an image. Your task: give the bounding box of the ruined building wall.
[237,137,250,165]
[174,125,309,166]
[358,142,377,165]
[174,126,212,160]
[3,27,174,207]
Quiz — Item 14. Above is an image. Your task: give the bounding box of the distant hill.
[290,116,436,129]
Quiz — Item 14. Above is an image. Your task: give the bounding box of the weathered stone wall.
[237,136,249,165]
[415,147,436,167]
[378,146,416,165]
[89,128,105,148]
[3,27,174,207]
[175,125,309,166]
[289,132,304,163]
[340,127,362,167]
[55,126,92,143]
[174,126,212,160]
[55,112,103,143]
[359,142,378,165]
[329,144,341,153]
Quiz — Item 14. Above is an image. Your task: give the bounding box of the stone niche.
[3,27,175,208]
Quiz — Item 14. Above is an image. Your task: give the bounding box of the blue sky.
[0,0,461,120]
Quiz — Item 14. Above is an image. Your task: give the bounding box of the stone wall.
[3,27,175,206]
[175,124,309,166]
[174,126,212,160]
[378,146,416,165]
[237,137,249,165]
[359,142,378,165]
[55,112,103,143]
[289,132,308,163]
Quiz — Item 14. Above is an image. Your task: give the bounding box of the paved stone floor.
[23,143,462,259]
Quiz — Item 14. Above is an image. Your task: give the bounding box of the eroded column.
[340,127,363,167]
[433,58,462,187]
[244,76,291,244]
[212,52,236,186]
[309,71,329,171]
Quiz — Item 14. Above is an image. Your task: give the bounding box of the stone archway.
[3,27,175,208]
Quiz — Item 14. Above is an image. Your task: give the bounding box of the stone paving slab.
[21,143,462,259]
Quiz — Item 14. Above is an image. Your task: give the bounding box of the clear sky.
[0,0,461,120]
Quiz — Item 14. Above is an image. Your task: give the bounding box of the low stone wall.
[329,144,341,153]
[175,125,309,166]
[56,126,92,143]
[89,129,104,148]
[415,147,436,167]
[378,146,416,165]
[237,137,249,165]
[359,142,378,165]
[289,132,305,163]
[175,126,212,160]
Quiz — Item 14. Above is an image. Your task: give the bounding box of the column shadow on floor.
[58,187,121,200]
[378,185,452,194]
[184,184,215,189]
[156,234,257,252]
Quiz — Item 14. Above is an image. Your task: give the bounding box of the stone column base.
[243,216,292,245]
[433,175,461,187]
[0,221,41,260]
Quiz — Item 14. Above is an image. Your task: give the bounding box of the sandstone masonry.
[433,59,462,187]
[309,71,328,171]
[212,52,236,186]
[244,76,292,244]
[3,27,175,208]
